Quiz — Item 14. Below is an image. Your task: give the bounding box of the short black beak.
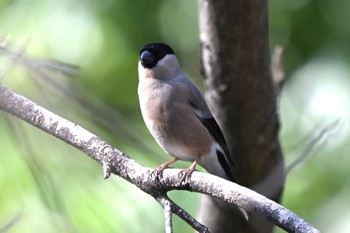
[140,50,155,68]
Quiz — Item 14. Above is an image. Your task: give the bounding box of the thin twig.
[164,201,173,233]
[0,211,22,233]
[0,41,80,77]
[286,120,340,174]
[156,195,209,233]
[157,196,174,233]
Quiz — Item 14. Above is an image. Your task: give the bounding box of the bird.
[137,42,237,183]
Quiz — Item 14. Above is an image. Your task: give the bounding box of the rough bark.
[199,0,285,232]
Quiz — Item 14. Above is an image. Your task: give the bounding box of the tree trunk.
[198,0,285,232]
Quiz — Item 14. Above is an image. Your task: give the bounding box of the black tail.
[217,149,249,219]
[216,149,236,182]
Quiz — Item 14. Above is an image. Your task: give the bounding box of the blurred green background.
[0,0,349,232]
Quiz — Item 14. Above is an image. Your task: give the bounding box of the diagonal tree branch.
[0,84,320,233]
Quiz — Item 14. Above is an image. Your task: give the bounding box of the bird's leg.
[178,159,198,183]
[152,158,178,177]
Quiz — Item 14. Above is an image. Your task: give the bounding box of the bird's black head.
[139,43,175,69]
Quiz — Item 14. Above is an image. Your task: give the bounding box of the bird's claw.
[151,167,165,179]
[150,158,178,180]
[178,168,194,184]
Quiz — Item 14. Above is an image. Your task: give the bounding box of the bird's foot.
[178,160,198,184]
[178,168,193,184]
[152,163,169,178]
[151,158,178,179]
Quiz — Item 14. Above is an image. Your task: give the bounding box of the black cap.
[139,43,175,68]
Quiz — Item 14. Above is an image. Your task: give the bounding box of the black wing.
[199,117,236,181]
[199,117,235,166]
[180,77,236,180]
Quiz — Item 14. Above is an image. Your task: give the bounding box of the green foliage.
[1,0,350,232]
